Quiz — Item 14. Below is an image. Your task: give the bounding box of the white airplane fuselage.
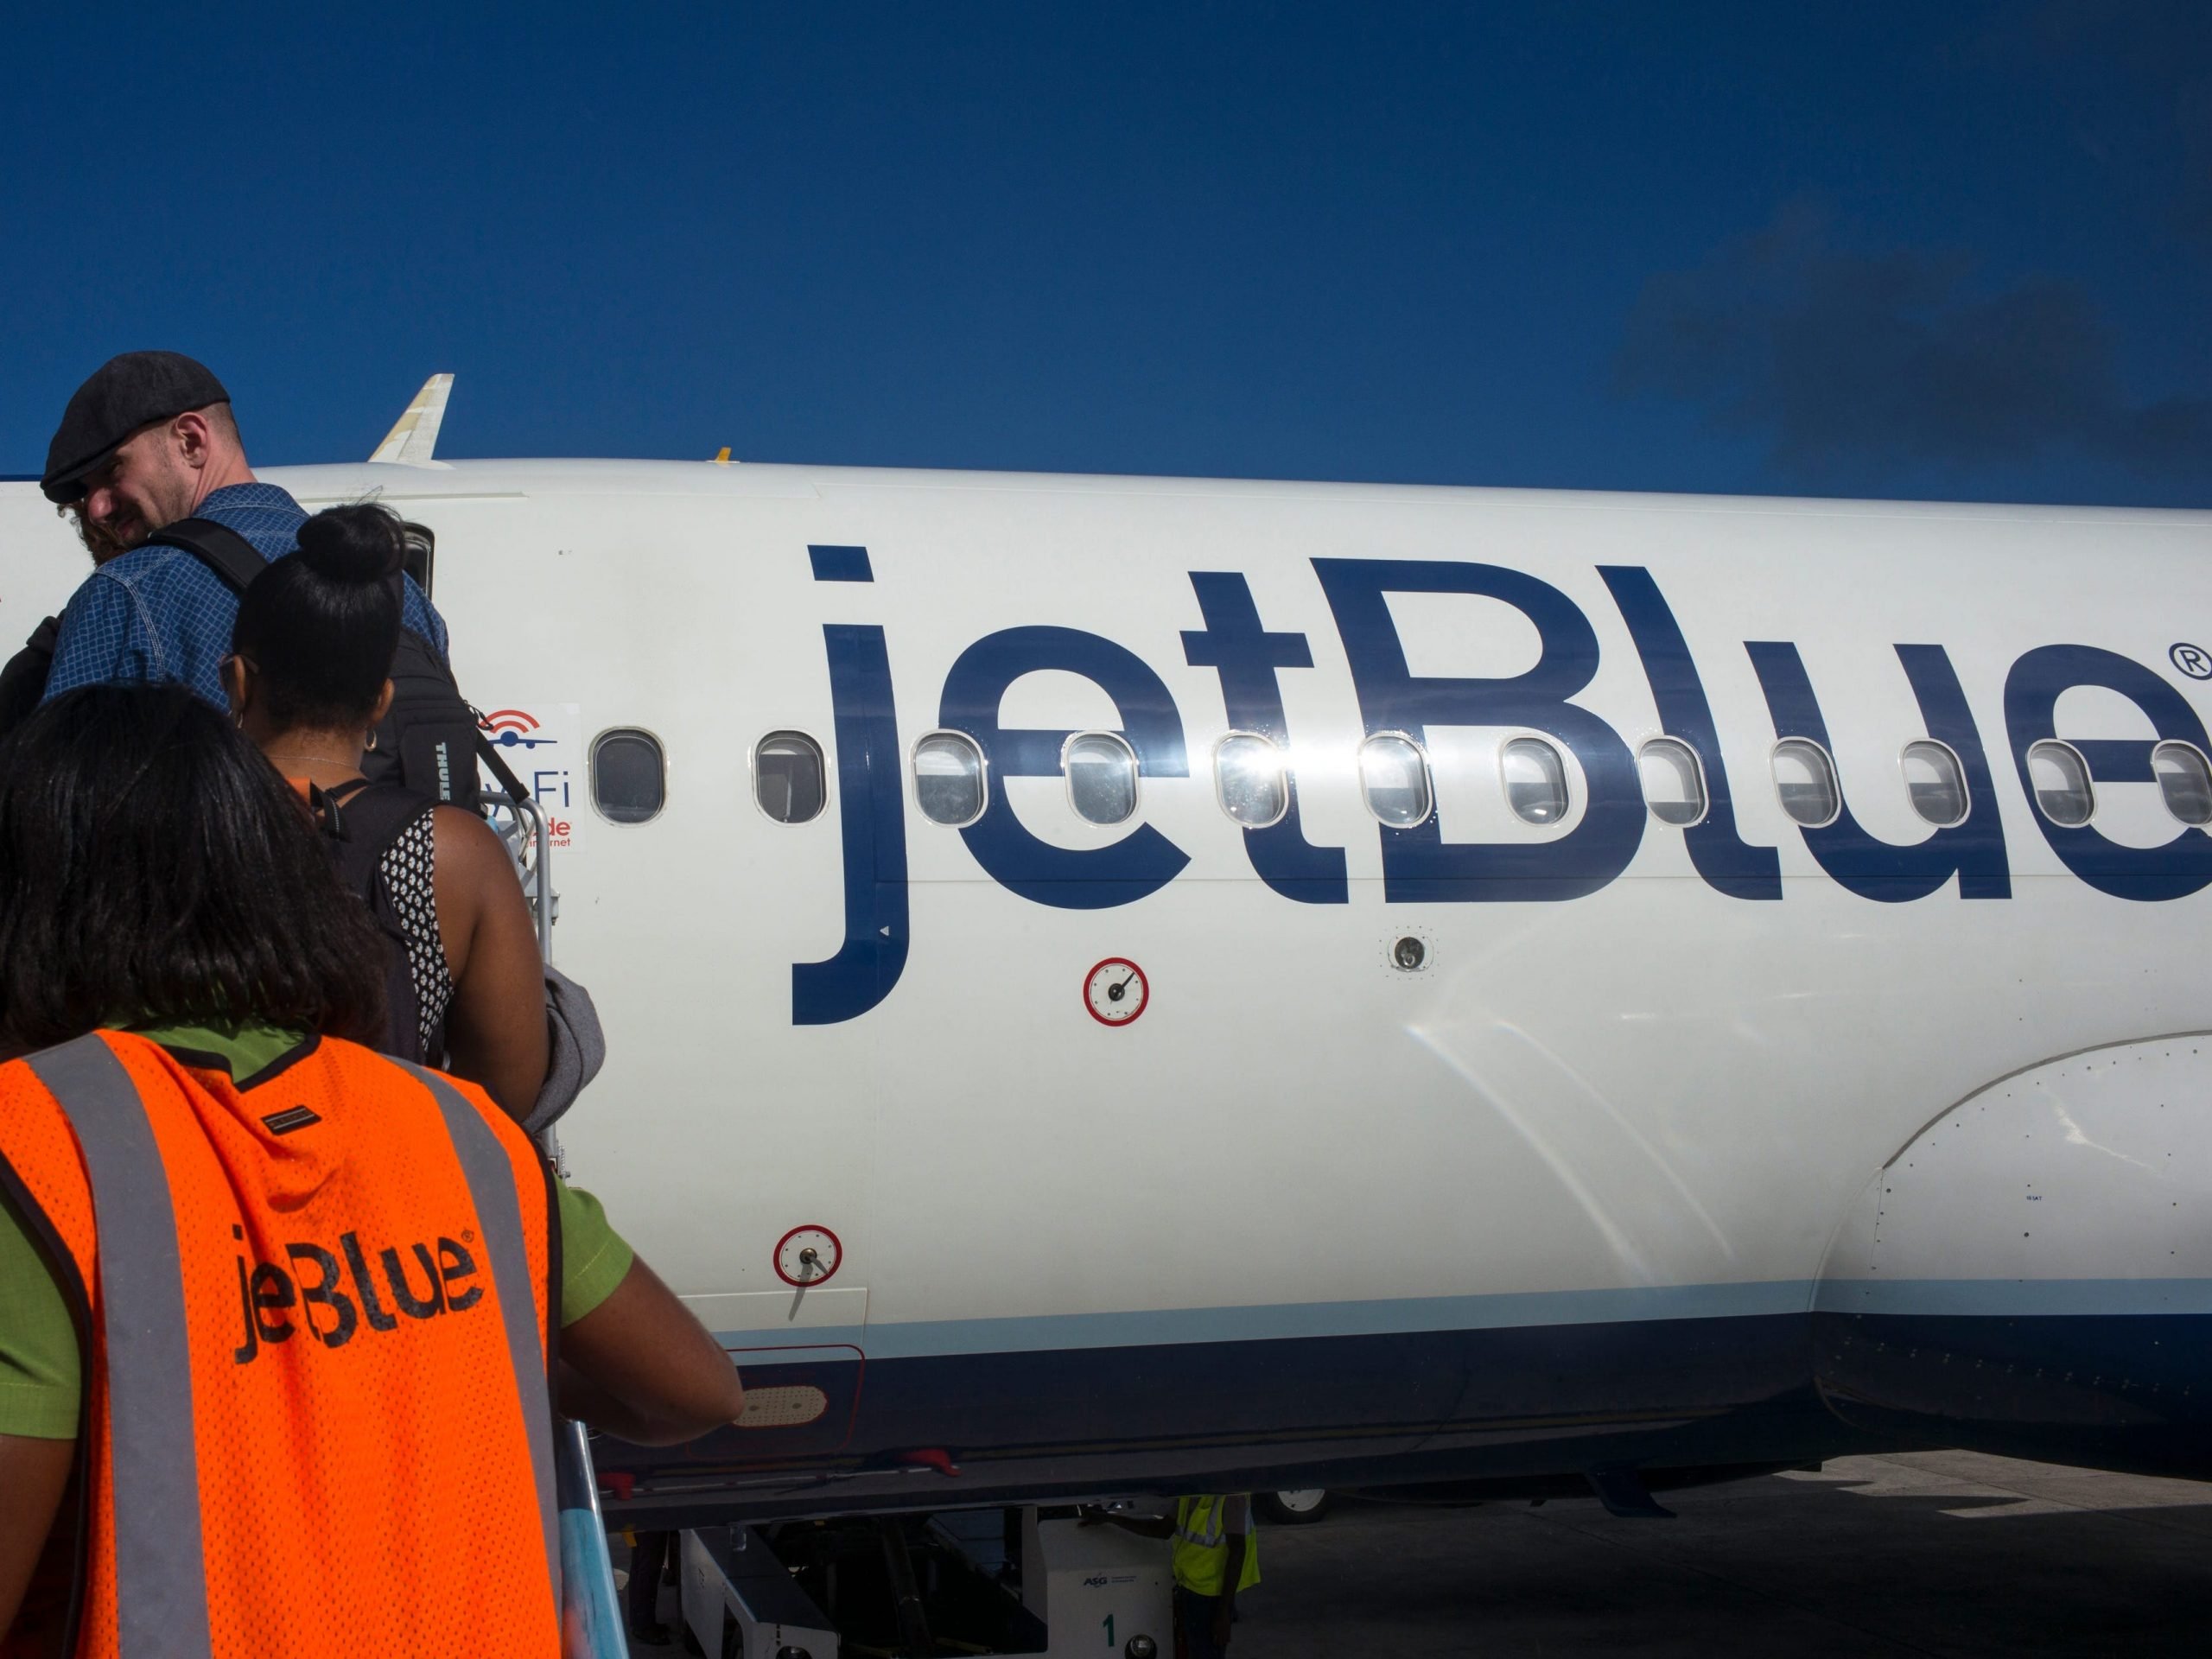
[5,458,2209,1518]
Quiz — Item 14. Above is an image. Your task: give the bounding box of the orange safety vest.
[0,1030,561,1659]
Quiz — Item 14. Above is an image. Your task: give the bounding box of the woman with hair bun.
[222,500,548,1116]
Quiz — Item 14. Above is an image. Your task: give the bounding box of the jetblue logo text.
[232,1226,483,1364]
[795,552,2212,1024]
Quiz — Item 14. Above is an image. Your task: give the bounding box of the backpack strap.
[152,518,269,592]
[321,779,435,872]
[474,722,533,806]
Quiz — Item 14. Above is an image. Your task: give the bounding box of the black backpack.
[314,778,443,1065]
[156,518,502,813]
[0,615,61,743]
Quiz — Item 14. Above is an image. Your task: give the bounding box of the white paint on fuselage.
[5,461,2208,1358]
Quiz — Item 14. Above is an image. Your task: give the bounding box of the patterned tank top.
[378,810,457,1061]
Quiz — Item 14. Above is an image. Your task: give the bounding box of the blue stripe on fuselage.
[709,1276,2212,1360]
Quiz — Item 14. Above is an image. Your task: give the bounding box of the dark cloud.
[1615,202,2212,487]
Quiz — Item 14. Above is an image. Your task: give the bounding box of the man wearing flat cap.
[32,350,448,709]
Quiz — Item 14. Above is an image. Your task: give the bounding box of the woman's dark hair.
[230,501,406,730]
[0,684,387,1048]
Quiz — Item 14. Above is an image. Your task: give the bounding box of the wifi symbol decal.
[480,709,555,748]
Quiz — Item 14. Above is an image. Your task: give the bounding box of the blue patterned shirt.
[41,482,450,709]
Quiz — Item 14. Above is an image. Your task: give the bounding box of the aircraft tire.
[1255,1489,1332,1525]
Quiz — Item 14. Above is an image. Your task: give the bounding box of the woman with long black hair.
[0,685,742,1656]
[222,500,548,1116]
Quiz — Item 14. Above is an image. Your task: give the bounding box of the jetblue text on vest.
[232,1222,483,1364]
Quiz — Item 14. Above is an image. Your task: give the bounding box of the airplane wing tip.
[369,373,455,467]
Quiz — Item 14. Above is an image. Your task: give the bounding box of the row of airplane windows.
[581,727,2212,835]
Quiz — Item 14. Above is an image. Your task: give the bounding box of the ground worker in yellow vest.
[1080,1493,1259,1658]
[0,685,748,1657]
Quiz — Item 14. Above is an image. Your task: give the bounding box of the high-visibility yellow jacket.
[1172,1495,1261,1598]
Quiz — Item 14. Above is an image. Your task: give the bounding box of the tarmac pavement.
[1240,1452,2212,1657]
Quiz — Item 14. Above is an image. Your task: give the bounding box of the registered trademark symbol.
[2171,643,2212,680]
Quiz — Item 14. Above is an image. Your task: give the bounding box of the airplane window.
[589,728,665,825]
[2152,741,2212,826]
[1637,738,1707,827]
[1214,734,1288,829]
[1771,739,1840,828]
[1501,737,1569,825]
[913,731,988,827]
[1901,741,1968,829]
[1065,732,1140,826]
[2027,740,2094,828]
[1358,734,1433,828]
[753,731,826,824]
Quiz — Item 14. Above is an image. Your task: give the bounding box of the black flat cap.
[41,351,229,503]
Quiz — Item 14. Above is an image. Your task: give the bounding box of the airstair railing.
[557,1418,628,1657]
[486,782,627,1658]
[484,789,555,961]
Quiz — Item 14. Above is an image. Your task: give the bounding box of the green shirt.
[0,1024,633,1440]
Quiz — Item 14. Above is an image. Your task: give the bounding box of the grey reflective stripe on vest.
[24,1034,215,1659]
[1177,1497,1224,1547]
[397,1060,561,1600]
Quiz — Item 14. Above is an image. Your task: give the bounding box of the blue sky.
[3,2,2205,504]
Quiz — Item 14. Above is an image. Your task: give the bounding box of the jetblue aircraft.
[4,395,2209,1531]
